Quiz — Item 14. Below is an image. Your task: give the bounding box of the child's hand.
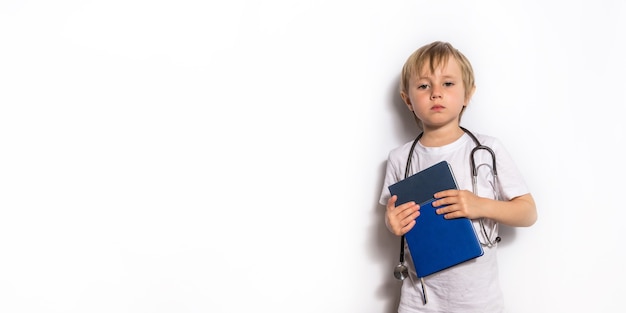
[386,195,420,236]
[432,189,484,220]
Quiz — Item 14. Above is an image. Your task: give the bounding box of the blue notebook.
[388,161,483,278]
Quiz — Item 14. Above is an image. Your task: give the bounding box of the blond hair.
[400,41,475,101]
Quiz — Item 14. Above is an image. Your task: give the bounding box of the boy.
[379,41,537,312]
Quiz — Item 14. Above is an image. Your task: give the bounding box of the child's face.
[401,55,471,131]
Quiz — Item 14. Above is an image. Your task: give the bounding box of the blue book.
[388,161,483,278]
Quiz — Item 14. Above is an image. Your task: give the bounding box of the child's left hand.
[431,189,485,220]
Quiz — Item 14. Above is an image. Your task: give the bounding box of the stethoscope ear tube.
[470,144,497,177]
[470,142,501,248]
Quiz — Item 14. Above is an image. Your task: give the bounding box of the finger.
[392,200,417,214]
[435,205,449,215]
[400,219,417,235]
[399,204,420,221]
[437,205,470,219]
[386,195,398,211]
[434,205,455,218]
[443,211,462,220]
[432,197,454,208]
[435,204,456,216]
[388,203,418,225]
[390,204,420,232]
[433,189,458,199]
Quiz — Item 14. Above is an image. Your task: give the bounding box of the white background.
[1,1,625,312]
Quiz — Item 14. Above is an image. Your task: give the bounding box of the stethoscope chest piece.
[394,262,409,280]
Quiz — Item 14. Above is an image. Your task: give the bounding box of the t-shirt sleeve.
[379,153,401,206]
[491,138,531,200]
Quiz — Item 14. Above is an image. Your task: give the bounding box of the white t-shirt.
[379,132,530,313]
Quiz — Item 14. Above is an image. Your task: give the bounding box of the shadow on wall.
[369,161,402,313]
[367,76,520,313]
[389,76,422,143]
[366,76,417,313]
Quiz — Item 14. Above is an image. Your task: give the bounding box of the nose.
[430,86,442,100]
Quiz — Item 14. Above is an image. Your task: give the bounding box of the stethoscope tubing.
[397,127,500,279]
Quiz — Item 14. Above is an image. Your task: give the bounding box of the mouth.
[431,105,445,111]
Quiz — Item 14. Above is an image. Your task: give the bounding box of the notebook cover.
[388,160,459,205]
[388,161,483,278]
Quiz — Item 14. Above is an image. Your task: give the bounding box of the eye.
[443,82,455,87]
[417,84,429,90]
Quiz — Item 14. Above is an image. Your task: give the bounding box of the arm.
[432,190,537,227]
[482,193,537,227]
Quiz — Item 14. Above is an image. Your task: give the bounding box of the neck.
[419,125,465,147]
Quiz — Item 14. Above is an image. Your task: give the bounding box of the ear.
[400,91,413,111]
[464,86,476,107]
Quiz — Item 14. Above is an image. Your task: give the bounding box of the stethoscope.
[393,127,502,283]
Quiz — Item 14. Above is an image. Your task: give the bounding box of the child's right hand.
[386,195,420,236]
